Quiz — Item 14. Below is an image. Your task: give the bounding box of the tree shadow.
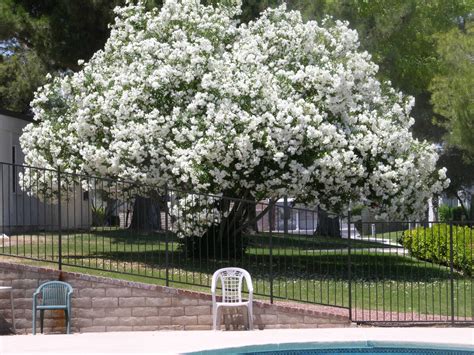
[63,246,460,283]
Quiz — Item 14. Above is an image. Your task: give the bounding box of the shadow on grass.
[63,246,458,283]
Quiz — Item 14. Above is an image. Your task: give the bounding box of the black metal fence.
[0,161,472,325]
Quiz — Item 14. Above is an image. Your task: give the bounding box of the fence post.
[449,221,455,325]
[165,185,169,287]
[269,199,274,304]
[57,167,62,271]
[347,203,352,321]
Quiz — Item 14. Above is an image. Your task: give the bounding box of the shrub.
[438,205,452,222]
[439,204,466,222]
[401,224,473,276]
[92,207,106,227]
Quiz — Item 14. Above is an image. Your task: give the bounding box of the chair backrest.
[35,281,73,306]
[211,267,252,303]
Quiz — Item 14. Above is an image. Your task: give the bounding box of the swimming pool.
[188,341,474,355]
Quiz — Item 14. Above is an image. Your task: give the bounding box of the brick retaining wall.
[0,262,351,334]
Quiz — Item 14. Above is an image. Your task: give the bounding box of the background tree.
[430,18,474,157]
[0,0,129,112]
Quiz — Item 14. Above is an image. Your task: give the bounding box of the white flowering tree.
[21,0,448,254]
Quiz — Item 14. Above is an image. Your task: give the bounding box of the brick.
[72,297,92,308]
[145,297,171,307]
[158,307,184,317]
[10,297,32,309]
[198,299,212,306]
[106,288,131,297]
[171,316,197,326]
[15,319,31,329]
[117,317,144,327]
[119,297,145,307]
[0,299,13,309]
[74,318,93,328]
[157,325,183,330]
[92,297,118,308]
[80,288,105,297]
[197,315,212,325]
[76,308,105,319]
[104,308,132,317]
[171,298,199,306]
[68,280,92,289]
[257,314,277,324]
[12,279,39,289]
[185,306,210,316]
[92,317,119,326]
[132,307,158,317]
[277,313,304,324]
[0,291,12,300]
[145,316,171,325]
[11,289,24,298]
[131,289,155,297]
[80,326,106,333]
[22,288,37,298]
[304,316,326,324]
[133,325,159,331]
[106,326,133,332]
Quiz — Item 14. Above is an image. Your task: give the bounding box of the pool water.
[188,342,474,355]
[244,348,472,355]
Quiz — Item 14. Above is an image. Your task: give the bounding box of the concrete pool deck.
[0,328,473,354]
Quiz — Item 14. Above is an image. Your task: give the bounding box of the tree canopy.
[430,20,474,157]
[0,0,126,112]
[21,0,448,230]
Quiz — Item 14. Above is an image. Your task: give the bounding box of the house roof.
[0,108,34,123]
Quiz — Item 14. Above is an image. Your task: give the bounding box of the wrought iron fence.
[0,161,472,325]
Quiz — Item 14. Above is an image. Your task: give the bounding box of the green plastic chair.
[32,281,73,335]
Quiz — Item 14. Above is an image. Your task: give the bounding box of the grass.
[0,228,472,320]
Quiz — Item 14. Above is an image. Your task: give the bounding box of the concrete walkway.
[0,328,472,354]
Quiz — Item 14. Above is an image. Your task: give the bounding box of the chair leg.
[212,305,218,330]
[247,305,253,330]
[65,310,70,334]
[32,308,36,335]
[40,310,44,334]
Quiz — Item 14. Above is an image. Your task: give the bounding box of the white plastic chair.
[211,267,253,330]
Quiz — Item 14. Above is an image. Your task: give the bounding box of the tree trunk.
[455,192,470,221]
[179,197,270,259]
[470,193,474,220]
[129,196,161,231]
[316,208,341,237]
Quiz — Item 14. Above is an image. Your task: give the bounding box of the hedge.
[400,224,473,276]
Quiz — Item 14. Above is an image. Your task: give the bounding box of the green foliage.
[92,207,106,227]
[0,0,133,112]
[401,224,473,276]
[438,205,465,222]
[430,20,474,158]
[351,204,364,216]
[438,205,452,222]
[0,50,46,112]
[437,148,474,205]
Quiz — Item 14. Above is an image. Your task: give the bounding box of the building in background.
[0,108,90,234]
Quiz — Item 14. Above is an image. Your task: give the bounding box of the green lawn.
[1,228,472,320]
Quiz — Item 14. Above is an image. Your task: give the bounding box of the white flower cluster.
[21,0,448,232]
[169,193,223,238]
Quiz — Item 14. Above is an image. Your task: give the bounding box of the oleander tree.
[20,0,448,255]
